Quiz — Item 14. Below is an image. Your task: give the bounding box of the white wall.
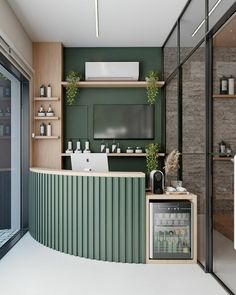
[0,0,32,66]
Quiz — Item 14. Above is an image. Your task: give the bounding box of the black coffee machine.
[150,170,164,194]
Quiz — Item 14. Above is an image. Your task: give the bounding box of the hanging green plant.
[146,143,159,173]
[65,71,81,105]
[145,71,159,105]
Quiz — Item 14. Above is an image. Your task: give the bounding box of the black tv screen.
[93,104,154,139]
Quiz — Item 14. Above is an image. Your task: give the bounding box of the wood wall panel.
[32,43,63,169]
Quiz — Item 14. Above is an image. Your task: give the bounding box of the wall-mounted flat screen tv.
[93,104,154,139]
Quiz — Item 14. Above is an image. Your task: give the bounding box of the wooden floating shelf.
[0,136,10,139]
[34,116,59,120]
[61,153,165,157]
[34,136,60,140]
[34,97,60,101]
[213,157,233,161]
[213,94,236,99]
[61,81,165,88]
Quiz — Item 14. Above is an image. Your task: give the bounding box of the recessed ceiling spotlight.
[192,0,222,37]
[95,0,99,38]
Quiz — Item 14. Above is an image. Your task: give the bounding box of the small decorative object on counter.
[47,84,52,98]
[219,140,226,156]
[226,144,232,157]
[66,139,73,153]
[46,104,54,117]
[38,105,46,117]
[4,124,10,136]
[112,139,117,153]
[75,140,82,153]
[105,143,110,154]
[228,76,235,95]
[84,140,91,153]
[117,143,121,153]
[100,139,106,153]
[135,146,143,153]
[0,123,4,136]
[126,147,134,153]
[220,76,228,94]
[40,84,46,97]
[46,122,52,136]
[39,122,46,136]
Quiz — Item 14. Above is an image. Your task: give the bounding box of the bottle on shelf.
[228,76,235,95]
[75,140,82,153]
[4,123,10,136]
[66,139,73,153]
[38,105,46,117]
[46,104,54,117]
[117,142,121,153]
[105,143,110,154]
[219,140,226,156]
[84,140,91,153]
[39,122,46,136]
[47,84,52,98]
[220,76,228,95]
[0,123,4,136]
[100,139,106,153]
[40,84,46,97]
[111,139,117,153]
[5,107,11,117]
[47,122,52,136]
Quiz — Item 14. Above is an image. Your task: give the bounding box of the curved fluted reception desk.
[29,168,146,263]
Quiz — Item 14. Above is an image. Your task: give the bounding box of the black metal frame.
[0,52,29,259]
[162,0,236,294]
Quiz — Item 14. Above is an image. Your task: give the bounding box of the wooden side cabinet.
[146,193,197,264]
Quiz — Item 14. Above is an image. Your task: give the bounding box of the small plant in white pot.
[145,71,159,105]
[65,71,81,105]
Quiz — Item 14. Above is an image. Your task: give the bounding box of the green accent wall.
[29,171,146,263]
[63,47,163,172]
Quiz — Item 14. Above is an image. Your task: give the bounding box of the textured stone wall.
[213,48,236,212]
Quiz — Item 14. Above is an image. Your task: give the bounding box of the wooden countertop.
[30,167,145,178]
[146,192,197,201]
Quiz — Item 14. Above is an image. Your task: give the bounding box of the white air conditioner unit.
[85,62,139,81]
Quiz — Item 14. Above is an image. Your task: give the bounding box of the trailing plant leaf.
[145,71,159,105]
[164,149,180,175]
[146,143,159,173]
[0,73,7,80]
[65,71,81,105]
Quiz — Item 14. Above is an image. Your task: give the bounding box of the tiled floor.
[0,229,18,248]
[0,233,229,295]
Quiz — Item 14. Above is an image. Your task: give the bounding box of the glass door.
[0,64,21,248]
[212,12,236,293]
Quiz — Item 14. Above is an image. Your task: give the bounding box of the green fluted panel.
[94,177,100,260]
[29,171,146,263]
[100,178,106,261]
[106,178,113,261]
[82,177,88,258]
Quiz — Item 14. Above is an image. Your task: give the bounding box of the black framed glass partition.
[163,0,236,293]
[0,52,29,259]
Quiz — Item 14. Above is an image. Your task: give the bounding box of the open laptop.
[71,153,109,172]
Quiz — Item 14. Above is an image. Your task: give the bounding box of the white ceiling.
[7,0,188,47]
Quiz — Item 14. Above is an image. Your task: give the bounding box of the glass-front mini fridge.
[149,201,192,259]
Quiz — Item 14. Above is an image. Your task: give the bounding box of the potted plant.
[146,143,159,173]
[145,71,159,105]
[163,149,180,186]
[65,71,81,105]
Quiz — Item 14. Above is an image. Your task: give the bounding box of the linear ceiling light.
[95,0,99,38]
[192,0,222,37]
